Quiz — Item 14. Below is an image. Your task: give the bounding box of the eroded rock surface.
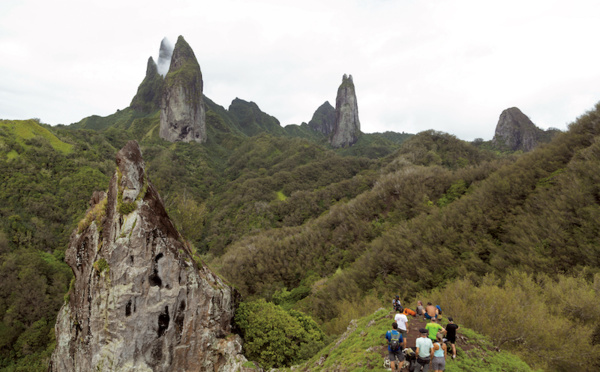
[492,107,542,152]
[331,74,361,148]
[308,101,336,136]
[50,141,245,371]
[159,36,206,143]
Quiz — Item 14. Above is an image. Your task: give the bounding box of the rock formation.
[227,98,284,137]
[156,38,174,77]
[492,107,543,152]
[330,74,361,148]
[130,57,164,113]
[50,141,246,371]
[308,101,336,136]
[160,36,206,143]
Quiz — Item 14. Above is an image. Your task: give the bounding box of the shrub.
[234,299,325,369]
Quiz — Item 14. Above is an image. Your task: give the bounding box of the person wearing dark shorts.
[385,322,406,371]
[445,317,459,359]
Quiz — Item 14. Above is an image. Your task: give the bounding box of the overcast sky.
[2,0,600,140]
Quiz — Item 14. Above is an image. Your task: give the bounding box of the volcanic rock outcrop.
[130,57,164,113]
[160,36,206,143]
[308,101,336,136]
[50,141,245,371]
[492,107,543,152]
[330,74,361,148]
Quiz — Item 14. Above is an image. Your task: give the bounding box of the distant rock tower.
[492,107,542,152]
[330,74,361,148]
[159,36,206,143]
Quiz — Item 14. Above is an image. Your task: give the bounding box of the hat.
[419,328,428,334]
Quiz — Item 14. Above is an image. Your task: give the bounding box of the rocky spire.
[50,141,245,371]
[331,74,361,148]
[159,35,206,143]
[130,57,164,113]
[308,101,336,136]
[492,107,542,152]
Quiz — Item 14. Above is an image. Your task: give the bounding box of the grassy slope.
[0,119,73,155]
[271,308,533,372]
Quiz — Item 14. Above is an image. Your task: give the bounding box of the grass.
[0,119,73,154]
[273,308,534,372]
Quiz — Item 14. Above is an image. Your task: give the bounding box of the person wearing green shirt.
[425,317,445,342]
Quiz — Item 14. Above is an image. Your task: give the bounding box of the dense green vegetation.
[234,299,325,369]
[1,96,599,370]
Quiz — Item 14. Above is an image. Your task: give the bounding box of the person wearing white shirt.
[394,309,409,337]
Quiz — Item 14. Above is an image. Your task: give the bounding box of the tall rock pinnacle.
[130,57,164,113]
[331,74,361,148]
[492,107,543,152]
[159,36,206,143]
[50,141,245,371]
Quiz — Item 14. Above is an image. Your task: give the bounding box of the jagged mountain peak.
[130,56,163,113]
[159,35,206,143]
[308,101,336,135]
[492,107,542,152]
[50,141,246,371]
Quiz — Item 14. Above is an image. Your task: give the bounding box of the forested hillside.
[1,99,599,370]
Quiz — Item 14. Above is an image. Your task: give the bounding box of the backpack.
[389,331,401,351]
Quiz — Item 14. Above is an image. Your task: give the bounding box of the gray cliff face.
[331,74,361,148]
[492,107,542,152]
[50,141,245,371]
[159,36,206,143]
[308,101,336,135]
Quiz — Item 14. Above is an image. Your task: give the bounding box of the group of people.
[385,296,459,372]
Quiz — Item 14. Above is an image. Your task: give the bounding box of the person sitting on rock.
[416,300,426,319]
[424,302,438,320]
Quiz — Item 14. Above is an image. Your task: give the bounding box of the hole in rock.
[157,306,170,337]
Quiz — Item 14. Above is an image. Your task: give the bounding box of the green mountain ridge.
[1,42,598,370]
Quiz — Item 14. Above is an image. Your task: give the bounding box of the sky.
[2,0,600,141]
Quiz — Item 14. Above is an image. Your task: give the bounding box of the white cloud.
[1,0,600,139]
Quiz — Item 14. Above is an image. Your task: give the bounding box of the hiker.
[416,300,425,319]
[392,295,403,312]
[415,328,434,372]
[431,333,447,372]
[424,302,438,320]
[445,317,459,359]
[385,322,406,372]
[394,308,409,337]
[425,318,445,342]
